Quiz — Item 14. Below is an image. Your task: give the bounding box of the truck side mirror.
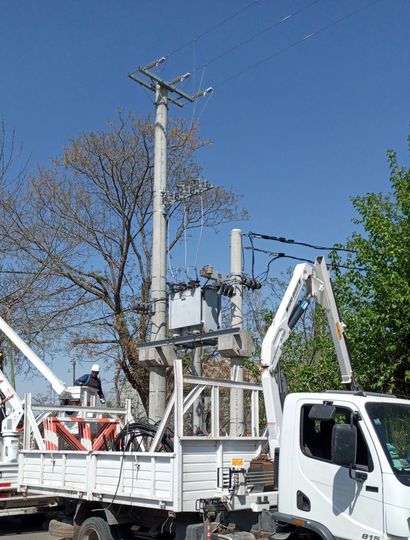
[332,423,357,467]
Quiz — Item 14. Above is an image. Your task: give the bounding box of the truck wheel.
[75,516,115,540]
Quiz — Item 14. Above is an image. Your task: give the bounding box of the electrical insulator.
[132,302,151,315]
[242,277,262,290]
[217,283,235,297]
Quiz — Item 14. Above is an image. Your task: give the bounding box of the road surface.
[0,516,51,539]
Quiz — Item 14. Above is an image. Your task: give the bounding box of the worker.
[75,364,105,403]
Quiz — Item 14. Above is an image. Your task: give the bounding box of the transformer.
[168,286,221,336]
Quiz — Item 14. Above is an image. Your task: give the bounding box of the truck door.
[294,401,384,540]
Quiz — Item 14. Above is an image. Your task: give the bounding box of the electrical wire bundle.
[112,421,174,453]
[245,231,362,283]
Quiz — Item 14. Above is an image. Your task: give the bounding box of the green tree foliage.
[242,138,410,398]
[280,307,345,393]
[247,278,344,393]
[331,140,410,397]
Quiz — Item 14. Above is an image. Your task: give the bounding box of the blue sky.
[1,0,409,393]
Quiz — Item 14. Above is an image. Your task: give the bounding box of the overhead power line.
[214,0,382,88]
[166,0,264,59]
[248,232,356,253]
[194,0,321,73]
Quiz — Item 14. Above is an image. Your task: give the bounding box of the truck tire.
[49,518,74,538]
[75,516,115,540]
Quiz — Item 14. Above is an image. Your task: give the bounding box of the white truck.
[0,315,111,516]
[16,257,409,540]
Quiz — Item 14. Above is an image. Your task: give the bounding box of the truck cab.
[276,391,410,540]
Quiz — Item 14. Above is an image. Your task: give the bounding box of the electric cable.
[244,246,365,282]
[107,420,174,509]
[248,232,356,253]
[194,194,205,275]
[26,311,117,336]
[249,230,256,279]
[183,202,189,278]
[193,0,321,74]
[188,66,207,135]
[167,215,177,281]
[24,300,156,337]
[187,41,199,132]
[113,421,174,452]
[255,253,291,282]
[166,0,264,59]
[254,252,311,282]
[106,420,130,510]
[195,88,214,125]
[214,0,382,88]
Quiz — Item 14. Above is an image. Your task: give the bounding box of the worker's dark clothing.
[75,373,104,400]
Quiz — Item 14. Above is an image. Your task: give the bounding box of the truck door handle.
[365,485,379,493]
[349,468,368,482]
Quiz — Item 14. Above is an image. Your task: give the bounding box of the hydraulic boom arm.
[260,256,353,454]
[0,316,70,437]
[0,316,68,398]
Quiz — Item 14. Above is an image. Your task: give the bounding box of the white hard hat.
[91,363,100,372]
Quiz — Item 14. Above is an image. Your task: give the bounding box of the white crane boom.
[309,256,353,384]
[0,316,68,398]
[260,256,353,454]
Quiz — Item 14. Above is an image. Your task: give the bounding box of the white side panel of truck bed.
[20,452,88,495]
[181,438,265,512]
[92,452,174,504]
[19,451,177,510]
[19,438,270,512]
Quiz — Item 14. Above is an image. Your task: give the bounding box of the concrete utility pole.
[129,59,212,422]
[191,347,204,433]
[230,229,245,436]
[149,84,168,420]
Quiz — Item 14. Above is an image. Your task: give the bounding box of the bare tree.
[0,118,72,384]
[1,113,246,410]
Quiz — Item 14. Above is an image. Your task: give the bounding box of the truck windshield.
[366,402,410,486]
